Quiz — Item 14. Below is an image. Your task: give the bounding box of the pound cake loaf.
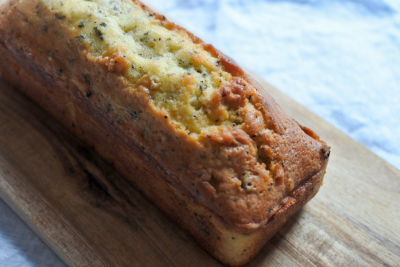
[0,0,330,265]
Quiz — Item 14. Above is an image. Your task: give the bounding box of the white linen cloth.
[1,0,399,265]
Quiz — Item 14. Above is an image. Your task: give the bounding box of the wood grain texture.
[0,66,399,266]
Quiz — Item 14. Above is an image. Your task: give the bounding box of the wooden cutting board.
[0,68,399,266]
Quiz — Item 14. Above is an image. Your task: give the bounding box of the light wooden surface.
[0,68,399,266]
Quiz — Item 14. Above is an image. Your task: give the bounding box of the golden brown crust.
[0,0,330,265]
[0,50,327,265]
[132,0,330,230]
[163,14,329,227]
